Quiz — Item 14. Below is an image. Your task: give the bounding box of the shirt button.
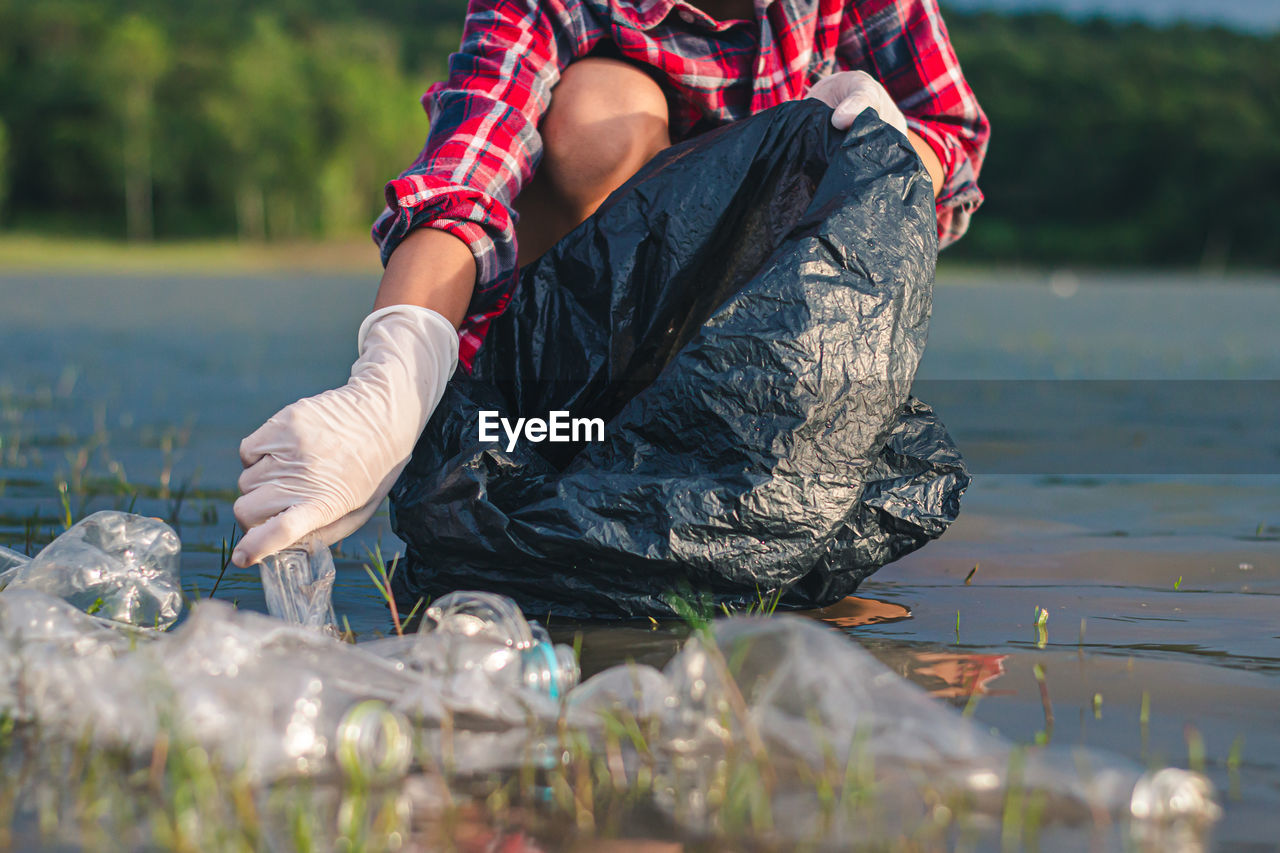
[678,9,696,23]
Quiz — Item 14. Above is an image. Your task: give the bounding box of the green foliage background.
[947,12,1280,268]
[0,0,1276,266]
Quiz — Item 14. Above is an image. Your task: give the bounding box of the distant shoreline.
[0,234,1275,283]
[0,234,381,276]
[941,0,1280,34]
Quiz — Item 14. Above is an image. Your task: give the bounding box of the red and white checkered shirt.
[373,0,989,368]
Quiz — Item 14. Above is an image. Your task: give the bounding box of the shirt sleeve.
[372,0,576,364]
[838,0,990,248]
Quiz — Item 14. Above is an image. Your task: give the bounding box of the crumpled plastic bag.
[5,511,182,628]
[390,100,969,619]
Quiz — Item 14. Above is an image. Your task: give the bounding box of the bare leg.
[515,58,671,266]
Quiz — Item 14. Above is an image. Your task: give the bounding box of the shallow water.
[1,269,1277,847]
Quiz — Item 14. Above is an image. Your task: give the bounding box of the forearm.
[374,227,477,328]
[906,129,944,199]
[235,230,462,566]
[840,0,989,240]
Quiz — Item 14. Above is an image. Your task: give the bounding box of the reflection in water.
[442,797,687,853]
[568,842,683,853]
[811,596,1009,700]
[807,594,913,628]
[900,651,1009,700]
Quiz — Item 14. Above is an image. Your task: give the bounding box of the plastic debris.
[363,591,580,724]
[0,543,28,571]
[419,591,580,698]
[259,541,337,631]
[0,518,1218,845]
[651,617,1221,842]
[0,544,29,585]
[0,591,417,781]
[5,511,181,628]
[146,602,415,780]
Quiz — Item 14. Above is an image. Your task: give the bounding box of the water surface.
[1,269,1277,846]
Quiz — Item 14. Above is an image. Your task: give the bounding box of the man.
[231,0,988,569]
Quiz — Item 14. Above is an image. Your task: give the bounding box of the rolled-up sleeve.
[839,0,990,248]
[372,0,575,365]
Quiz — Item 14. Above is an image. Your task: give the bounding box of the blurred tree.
[0,1,1275,266]
[98,14,170,241]
[0,117,8,220]
[307,24,429,236]
[205,15,318,240]
[944,11,1280,268]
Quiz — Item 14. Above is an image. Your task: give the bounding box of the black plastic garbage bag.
[390,99,969,619]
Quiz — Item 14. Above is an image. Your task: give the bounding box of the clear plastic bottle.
[0,545,30,588]
[334,699,414,783]
[5,511,182,628]
[412,590,581,700]
[652,616,1220,846]
[0,544,29,575]
[258,541,337,632]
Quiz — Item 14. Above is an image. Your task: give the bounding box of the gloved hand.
[231,305,459,568]
[806,70,908,137]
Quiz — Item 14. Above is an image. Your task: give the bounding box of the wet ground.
[1,269,1277,848]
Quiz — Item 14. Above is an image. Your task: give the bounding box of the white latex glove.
[806,70,908,137]
[232,305,459,567]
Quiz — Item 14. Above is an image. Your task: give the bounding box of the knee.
[539,58,671,212]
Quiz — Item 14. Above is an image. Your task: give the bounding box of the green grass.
[360,543,425,637]
[0,234,378,276]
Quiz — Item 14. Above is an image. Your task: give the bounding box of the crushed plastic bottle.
[0,543,29,571]
[258,541,337,632]
[0,589,141,718]
[361,591,581,724]
[422,590,538,646]
[4,511,181,629]
[0,592,416,782]
[421,591,580,699]
[0,544,29,585]
[647,617,1221,846]
[335,699,415,784]
[565,660,675,724]
[150,601,414,780]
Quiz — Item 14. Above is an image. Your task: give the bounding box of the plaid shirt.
[373,0,989,368]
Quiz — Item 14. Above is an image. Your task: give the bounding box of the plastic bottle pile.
[0,512,1220,846]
